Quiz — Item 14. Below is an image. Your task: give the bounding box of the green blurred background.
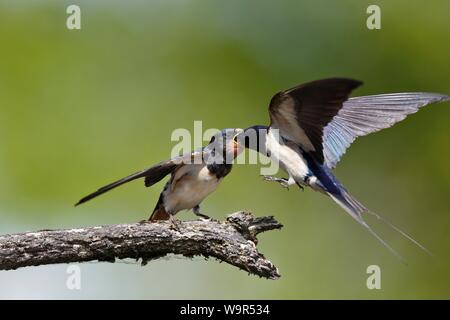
[0,0,449,299]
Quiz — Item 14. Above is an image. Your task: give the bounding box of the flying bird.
[76,128,244,222]
[241,78,449,259]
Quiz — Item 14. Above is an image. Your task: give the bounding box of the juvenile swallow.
[76,128,244,221]
[242,78,449,259]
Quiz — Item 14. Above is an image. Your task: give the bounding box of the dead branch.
[0,211,282,279]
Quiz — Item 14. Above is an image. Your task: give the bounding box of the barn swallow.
[241,78,449,259]
[76,128,244,222]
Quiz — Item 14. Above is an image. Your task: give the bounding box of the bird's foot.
[279,181,290,189]
[193,206,212,221]
[261,175,290,189]
[296,182,305,191]
[197,214,212,221]
[168,215,182,231]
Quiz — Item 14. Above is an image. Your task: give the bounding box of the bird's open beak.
[233,128,244,145]
[232,129,244,157]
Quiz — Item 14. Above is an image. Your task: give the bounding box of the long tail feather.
[367,210,432,256]
[75,170,147,206]
[329,184,431,260]
[328,193,407,263]
[360,219,408,264]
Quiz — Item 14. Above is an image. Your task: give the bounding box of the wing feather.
[269,78,362,162]
[323,93,449,168]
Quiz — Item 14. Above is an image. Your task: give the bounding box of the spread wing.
[268,78,362,163]
[75,149,205,206]
[323,93,450,169]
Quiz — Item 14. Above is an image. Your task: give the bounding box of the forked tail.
[328,186,431,262]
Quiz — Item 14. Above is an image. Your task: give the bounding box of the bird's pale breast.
[163,164,221,213]
[266,129,310,181]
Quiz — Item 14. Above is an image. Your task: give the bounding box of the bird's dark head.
[238,125,268,152]
[207,128,244,163]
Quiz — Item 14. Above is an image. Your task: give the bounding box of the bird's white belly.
[163,165,221,213]
[266,129,310,181]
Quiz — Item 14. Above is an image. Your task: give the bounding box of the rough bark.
[0,211,282,279]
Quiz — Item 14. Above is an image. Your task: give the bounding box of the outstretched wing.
[75,149,204,206]
[268,78,362,163]
[323,93,450,169]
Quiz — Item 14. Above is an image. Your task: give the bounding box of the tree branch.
[0,211,282,279]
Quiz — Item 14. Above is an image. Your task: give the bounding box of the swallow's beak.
[233,128,244,144]
[231,129,244,157]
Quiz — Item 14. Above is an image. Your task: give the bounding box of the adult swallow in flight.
[76,128,244,221]
[241,78,449,259]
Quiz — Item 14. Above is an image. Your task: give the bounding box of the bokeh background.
[0,0,449,299]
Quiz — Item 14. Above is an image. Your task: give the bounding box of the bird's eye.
[209,136,216,144]
[233,136,238,143]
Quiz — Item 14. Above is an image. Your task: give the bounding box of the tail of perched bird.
[75,159,178,207]
[327,183,431,262]
[75,170,148,206]
[149,193,171,221]
[150,205,170,221]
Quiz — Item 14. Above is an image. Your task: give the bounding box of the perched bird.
[76,128,244,221]
[241,78,449,259]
